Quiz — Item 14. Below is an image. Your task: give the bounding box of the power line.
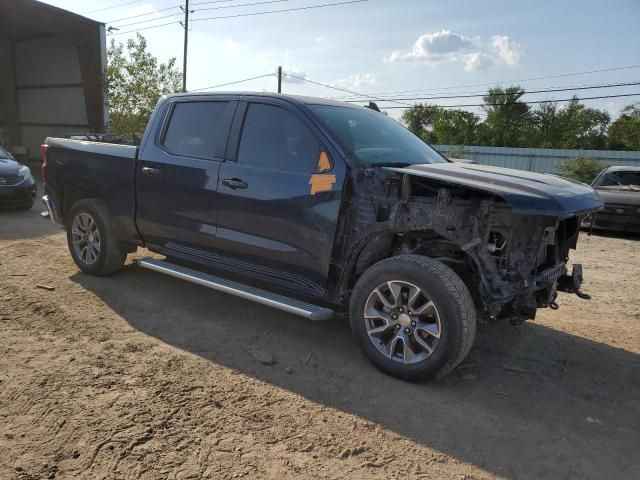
[332,80,638,101]
[110,20,182,35]
[111,11,184,29]
[334,82,628,101]
[285,73,370,97]
[191,0,248,5]
[110,0,368,36]
[378,93,640,110]
[106,5,181,24]
[344,81,640,103]
[284,72,413,107]
[197,0,290,13]
[83,0,142,14]
[331,65,640,99]
[111,0,290,29]
[189,73,276,91]
[191,0,368,22]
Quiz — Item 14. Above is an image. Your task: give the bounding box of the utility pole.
[180,1,191,92]
[277,66,282,94]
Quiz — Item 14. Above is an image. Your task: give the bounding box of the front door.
[136,99,236,254]
[214,101,346,298]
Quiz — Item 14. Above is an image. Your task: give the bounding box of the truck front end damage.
[329,162,603,322]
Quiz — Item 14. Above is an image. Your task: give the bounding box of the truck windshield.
[309,105,448,167]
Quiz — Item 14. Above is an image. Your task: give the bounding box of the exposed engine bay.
[328,165,598,322]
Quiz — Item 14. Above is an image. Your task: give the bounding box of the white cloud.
[387,30,474,63]
[463,52,493,72]
[491,35,522,66]
[315,36,326,43]
[331,72,376,89]
[387,31,523,72]
[282,66,308,83]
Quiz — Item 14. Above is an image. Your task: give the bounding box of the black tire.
[349,255,476,381]
[66,199,127,276]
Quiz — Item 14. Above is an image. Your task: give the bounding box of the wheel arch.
[340,229,479,305]
[61,178,105,225]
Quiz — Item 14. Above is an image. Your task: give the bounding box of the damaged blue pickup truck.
[40,93,602,381]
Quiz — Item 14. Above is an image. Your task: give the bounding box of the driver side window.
[237,103,320,174]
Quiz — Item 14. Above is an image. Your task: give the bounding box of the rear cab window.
[237,103,321,174]
[162,101,229,159]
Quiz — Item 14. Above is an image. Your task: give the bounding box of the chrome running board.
[136,258,334,322]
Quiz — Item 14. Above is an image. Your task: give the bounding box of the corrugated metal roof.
[0,0,103,43]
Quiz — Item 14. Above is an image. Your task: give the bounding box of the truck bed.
[43,138,140,245]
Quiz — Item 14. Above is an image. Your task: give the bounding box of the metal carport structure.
[0,0,106,160]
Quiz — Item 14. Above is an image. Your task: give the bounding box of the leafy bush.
[558,157,606,184]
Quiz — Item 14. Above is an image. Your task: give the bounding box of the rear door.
[213,100,347,299]
[136,98,236,254]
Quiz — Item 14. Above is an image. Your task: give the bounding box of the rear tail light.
[40,144,48,183]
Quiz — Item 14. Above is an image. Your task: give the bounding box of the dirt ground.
[1,199,639,480]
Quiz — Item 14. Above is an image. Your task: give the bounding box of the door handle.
[141,166,160,176]
[222,178,248,189]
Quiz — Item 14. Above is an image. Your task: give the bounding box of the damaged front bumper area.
[452,208,594,322]
[503,262,590,323]
[329,164,603,322]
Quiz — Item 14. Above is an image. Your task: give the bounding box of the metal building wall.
[435,145,640,174]
[0,39,19,148]
[14,37,89,159]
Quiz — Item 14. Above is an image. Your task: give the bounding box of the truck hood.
[385,162,603,218]
[594,187,640,206]
[0,157,20,177]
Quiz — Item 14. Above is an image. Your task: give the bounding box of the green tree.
[555,97,610,150]
[401,105,479,145]
[401,104,441,143]
[105,34,182,138]
[558,157,606,184]
[607,104,640,150]
[431,109,479,145]
[480,86,532,147]
[531,102,563,148]
[399,87,629,152]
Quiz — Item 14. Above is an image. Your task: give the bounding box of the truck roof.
[162,91,367,109]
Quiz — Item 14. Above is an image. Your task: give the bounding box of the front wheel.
[66,199,127,276]
[349,255,476,381]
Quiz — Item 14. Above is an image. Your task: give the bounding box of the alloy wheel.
[71,212,101,265]
[363,280,442,364]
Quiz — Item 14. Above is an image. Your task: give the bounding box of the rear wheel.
[349,255,476,381]
[66,200,127,275]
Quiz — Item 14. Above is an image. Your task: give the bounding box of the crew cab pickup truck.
[41,93,602,381]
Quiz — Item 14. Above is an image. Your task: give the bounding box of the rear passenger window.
[237,103,320,173]
[162,101,228,158]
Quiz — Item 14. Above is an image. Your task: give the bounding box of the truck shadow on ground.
[72,265,640,480]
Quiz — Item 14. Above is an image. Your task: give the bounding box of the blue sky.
[42,0,640,119]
